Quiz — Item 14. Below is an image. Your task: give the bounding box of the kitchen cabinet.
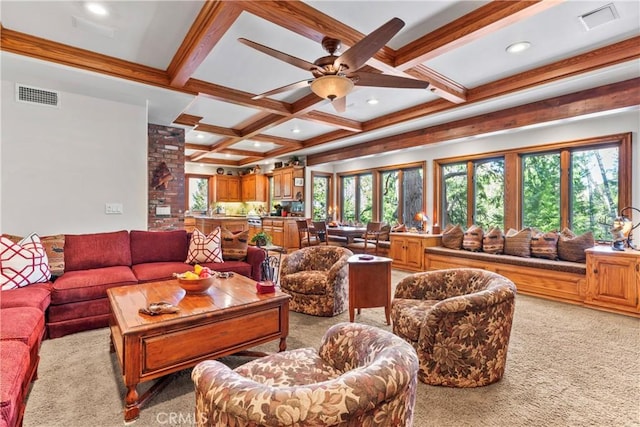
[194,217,247,234]
[214,175,241,202]
[390,233,441,271]
[241,174,267,202]
[585,246,639,316]
[272,166,304,201]
[262,217,300,251]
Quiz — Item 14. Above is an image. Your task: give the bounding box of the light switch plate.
[105,203,123,214]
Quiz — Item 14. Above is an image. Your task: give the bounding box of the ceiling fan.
[238,18,430,113]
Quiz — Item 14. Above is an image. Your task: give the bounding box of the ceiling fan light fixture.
[310,75,354,100]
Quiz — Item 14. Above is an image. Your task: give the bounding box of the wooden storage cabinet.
[585,247,639,316]
[272,166,304,201]
[214,175,241,202]
[262,218,300,251]
[241,174,267,202]
[390,233,440,271]
[195,218,247,234]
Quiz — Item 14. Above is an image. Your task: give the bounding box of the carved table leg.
[124,385,140,422]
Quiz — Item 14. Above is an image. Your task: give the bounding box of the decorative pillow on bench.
[504,228,532,257]
[557,228,594,262]
[442,224,464,250]
[482,227,504,254]
[463,225,484,252]
[531,230,559,260]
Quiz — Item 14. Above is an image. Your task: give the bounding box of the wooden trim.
[395,1,559,70]
[167,1,242,87]
[307,78,640,165]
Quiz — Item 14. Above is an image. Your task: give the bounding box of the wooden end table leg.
[124,385,140,422]
[385,305,390,325]
[279,336,287,352]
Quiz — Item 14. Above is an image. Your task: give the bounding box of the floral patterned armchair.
[391,268,516,387]
[192,322,419,426]
[279,246,353,316]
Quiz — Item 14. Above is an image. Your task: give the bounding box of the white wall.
[1,81,148,235]
[309,109,640,241]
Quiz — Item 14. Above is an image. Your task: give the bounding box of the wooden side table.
[347,254,393,324]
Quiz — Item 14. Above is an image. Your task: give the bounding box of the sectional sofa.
[0,228,266,427]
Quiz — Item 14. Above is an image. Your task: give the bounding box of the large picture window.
[311,172,332,221]
[340,173,372,224]
[436,133,631,242]
[185,175,210,214]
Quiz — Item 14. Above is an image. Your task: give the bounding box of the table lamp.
[612,206,639,250]
[413,212,429,233]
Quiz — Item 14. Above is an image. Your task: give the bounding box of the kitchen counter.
[185,216,249,234]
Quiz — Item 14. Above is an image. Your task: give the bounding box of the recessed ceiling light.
[506,41,531,54]
[196,133,204,139]
[253,141,261,147]
[367,98,379,105]
[291,128,301,134]
[85,2,109,16]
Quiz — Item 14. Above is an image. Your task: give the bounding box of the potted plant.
[251,231,272,248]
[289,155,301,166]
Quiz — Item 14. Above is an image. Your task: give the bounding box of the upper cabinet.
[213,175,241,202]
[273,166,304,201]
[241,174,267,202]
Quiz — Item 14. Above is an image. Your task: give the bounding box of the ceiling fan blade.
[252,79,312,100]
[238,38,322,73]
[350,72,430,89]
[334,18,405,72]
[331,96,346,113]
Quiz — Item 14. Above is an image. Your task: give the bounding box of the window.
[436,133,631,241]
[340,173,372,224]
[441,163,468,227]
[186,175,209,213]
[311,172,332,221]
[522,152,561,230]
[381,167,424,228]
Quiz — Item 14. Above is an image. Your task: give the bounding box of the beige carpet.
[24,271,640,426]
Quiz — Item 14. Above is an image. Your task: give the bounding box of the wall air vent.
[16,84,60,108]
[579,3,619,31]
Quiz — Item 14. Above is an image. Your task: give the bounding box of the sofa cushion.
[482,227,504,254]
[0,307,45,349]
[186,228,223,264]
[132,261,193,283]
[0,283,52,312]
[531,230,559,260]
[442,224,464,250]
[1,233,51,290]
[504,228,532,257]
[130,230,189,265]
[220,228,249,260]
[280,271,329,295]
[0,340,29,427]
[557,228,594,263]
[463,225,484,252]
[64,230,131,271]
[51,266,138,305]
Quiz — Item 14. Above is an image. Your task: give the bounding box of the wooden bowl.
[177,276,215,293]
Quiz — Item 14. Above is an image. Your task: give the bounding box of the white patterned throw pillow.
[1,233,51,290]
[186,228,223,264]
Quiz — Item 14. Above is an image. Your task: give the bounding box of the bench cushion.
[425,246,586,275]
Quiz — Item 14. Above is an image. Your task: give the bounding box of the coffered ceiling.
[1,1,639,168]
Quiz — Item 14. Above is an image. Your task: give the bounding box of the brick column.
[148,124,185,230]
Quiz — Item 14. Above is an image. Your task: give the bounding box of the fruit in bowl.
[174,265,215,293]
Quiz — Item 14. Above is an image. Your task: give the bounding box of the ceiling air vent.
[579,3,619,31]
[16,84,60,108]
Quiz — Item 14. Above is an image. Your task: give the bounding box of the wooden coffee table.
[107,274,290,422]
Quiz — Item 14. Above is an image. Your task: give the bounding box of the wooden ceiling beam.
[184,79,292,115]
[192,157,240,166]
[221,148,267,157]
[167,1,243,87]
[301,111,363,132]
[185,143,210,151]
[307,78,640,165]
[0,26,179,91]
[174,113,203,126]
[252,135,304,148]
[394,1,560,70]
[194,123,241,138]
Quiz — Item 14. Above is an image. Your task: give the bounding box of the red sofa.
[0,229,265,427]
